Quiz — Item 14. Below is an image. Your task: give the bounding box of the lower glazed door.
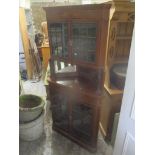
[50,85,70,132]
[70,93,99,149]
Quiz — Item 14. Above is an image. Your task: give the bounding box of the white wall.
[20,0,30,8]
[30,0,110,4]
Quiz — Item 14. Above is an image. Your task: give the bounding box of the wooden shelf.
[104,83,123,96]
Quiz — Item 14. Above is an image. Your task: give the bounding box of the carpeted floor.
[19,80,113,155]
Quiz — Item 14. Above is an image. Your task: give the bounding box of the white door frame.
[113,29,135,155]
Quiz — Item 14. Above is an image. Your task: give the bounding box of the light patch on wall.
[82,0,91,4]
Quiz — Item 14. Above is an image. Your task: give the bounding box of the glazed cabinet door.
[48,21,99,66]
[72,102,93,142]
[49,23,69,59]
[50,84,70,131]
[71,93,99,149]
[72,23,97,63]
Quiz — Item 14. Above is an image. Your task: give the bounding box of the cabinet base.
[52,125,97,153]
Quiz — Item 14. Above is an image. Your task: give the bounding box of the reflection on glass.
[53,60,77,73]
[49,23,68,58]
[72,23,97,62]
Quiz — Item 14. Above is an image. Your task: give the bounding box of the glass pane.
[53,60,77,73]
[72,23,97,62]
[49,23,68,58]
[72,102,93,142]
[51,90,69,131]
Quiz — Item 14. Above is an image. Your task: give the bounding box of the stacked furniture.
[99,0,134,141]
[44,0,134,152]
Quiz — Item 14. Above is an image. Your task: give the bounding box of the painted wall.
[20,0,30,8]
[30,0,108,33]
[30,1,83,33]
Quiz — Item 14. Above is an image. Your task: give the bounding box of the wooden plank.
[19,7,33,79]
[41,46,51,72]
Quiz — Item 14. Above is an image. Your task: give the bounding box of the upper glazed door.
[49,21,100,66]
[49,22,69,59]
[72,22,98,64]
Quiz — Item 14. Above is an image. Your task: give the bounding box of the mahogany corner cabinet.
[44,3,111,152]
[44,1,134,152]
